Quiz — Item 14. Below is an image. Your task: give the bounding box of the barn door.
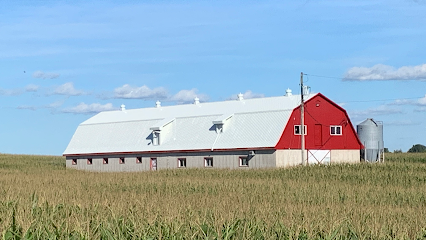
[308,150,331,165]
[314,124,322,146]
[150,158,157,171]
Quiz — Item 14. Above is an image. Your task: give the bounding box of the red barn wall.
[275,94,362,150]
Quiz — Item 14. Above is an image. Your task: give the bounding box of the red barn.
[275,93,363,167]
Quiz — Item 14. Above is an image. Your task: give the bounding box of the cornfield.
[1,153,426,239]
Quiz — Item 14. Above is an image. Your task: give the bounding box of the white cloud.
[62,102,115,114]
[418,95,426,105]
[53,82,85,96]
[112,85,209,104]
[16,105,37,111]
[387,120,422,126]
[114,84,168,99]
[349,105,403,120]
[47,99,67,109]
[0,88,23,96]
[0,84,39,96]
[343,64,426,81]
[389,99,413,105]
[415,107,426,112]
[16,98,68,112]
[25,84,39,92]
[170,88,209,104]
[241,90,264,99]
[228,90,265,100]
[32,70,60,79]
[388,94,426,106]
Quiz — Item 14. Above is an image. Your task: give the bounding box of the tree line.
[385,144,426,153]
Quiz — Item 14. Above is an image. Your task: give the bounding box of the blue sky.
[1,0,425,155]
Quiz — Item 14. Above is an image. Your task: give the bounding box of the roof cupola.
[285,88,292,96]
[194,97,200,105]
[237,93,244,101]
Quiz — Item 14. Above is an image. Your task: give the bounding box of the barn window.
[239,156,249,167]
[136,157,142,164]
[330,126,342,135]
[72,159,77,165]
[152,131,160,145]
[204,157,213,167]
[103,158,108,164]
[87,158,92,165]
[119,157,125,164]
[294,125,307,135]
[178,158,187,168]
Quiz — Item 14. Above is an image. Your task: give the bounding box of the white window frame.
[330,125,342,135]
[294,125,307,135]
[204,157,213,167]
[239,156,249,167]
[178,158,187,168]
[152,131,160,145]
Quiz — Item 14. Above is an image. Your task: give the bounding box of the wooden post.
[300,72,305,166]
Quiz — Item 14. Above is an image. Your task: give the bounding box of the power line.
[302,73,424,103]
[304,73,342,80]
[304,73,426,81]
[342,97,423,103]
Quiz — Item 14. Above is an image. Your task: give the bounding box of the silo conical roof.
[358,118,378,126]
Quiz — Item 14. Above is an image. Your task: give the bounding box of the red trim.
[63,147,274,157]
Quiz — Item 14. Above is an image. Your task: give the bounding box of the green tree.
[408,144,426,153]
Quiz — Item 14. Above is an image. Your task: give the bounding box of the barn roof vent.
[155,101,161,108]
[194,97,200,105]
[285,88,292,96]
[120,104,126,111]
[237,93,244,101]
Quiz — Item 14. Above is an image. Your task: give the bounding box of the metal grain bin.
[357,118,384,162]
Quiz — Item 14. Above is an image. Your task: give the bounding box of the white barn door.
[307,150,331,165]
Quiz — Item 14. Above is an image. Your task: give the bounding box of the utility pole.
[300,72,305,166]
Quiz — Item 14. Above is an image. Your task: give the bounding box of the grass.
[0,153,426,239]
[385,152,426,164]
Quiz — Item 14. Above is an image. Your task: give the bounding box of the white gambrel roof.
[63,94,315,155]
